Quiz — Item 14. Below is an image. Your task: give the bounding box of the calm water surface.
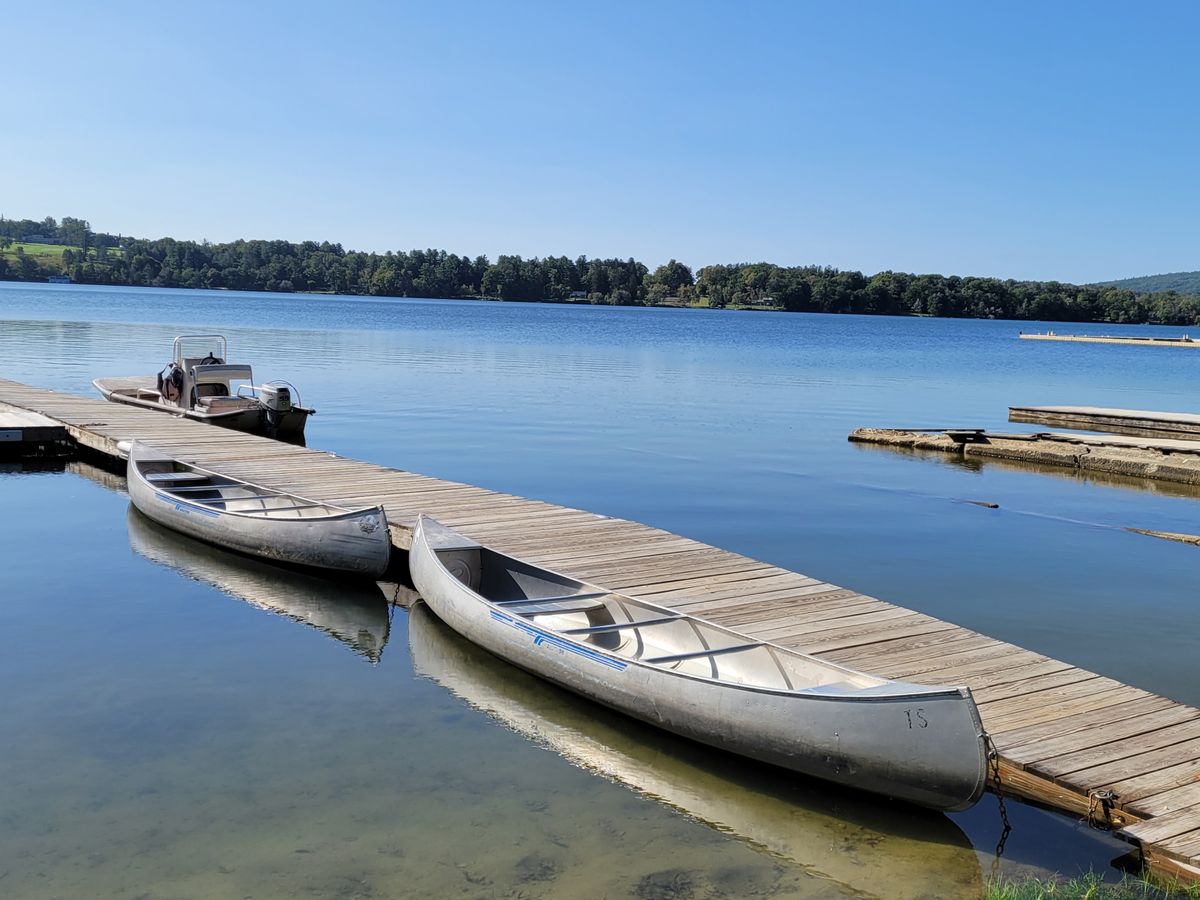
[3,282,1198,898]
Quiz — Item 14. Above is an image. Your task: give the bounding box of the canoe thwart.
[641,642,764,665]
[563,614,685,635]
[495,592,610,607]
[146,471,210,483]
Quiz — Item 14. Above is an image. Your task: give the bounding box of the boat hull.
[409,519,988,811]
[127,447,390,577]
[94,377,311,440]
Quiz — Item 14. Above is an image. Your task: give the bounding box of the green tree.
[59,216,91,247]
[647,259,694,298]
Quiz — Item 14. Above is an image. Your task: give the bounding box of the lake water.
[2,282,1198,898]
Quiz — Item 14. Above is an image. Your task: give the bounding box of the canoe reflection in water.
[406,603,983,900]
[126,506,391,662]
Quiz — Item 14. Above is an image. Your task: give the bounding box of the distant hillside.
[1097,271,1200,294]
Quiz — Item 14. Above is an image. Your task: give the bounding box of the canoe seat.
[146,471,209,483]
[805,681,862,694]
[495,593,610,618]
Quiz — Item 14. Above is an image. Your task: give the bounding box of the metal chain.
[985,735,1012,884]
[1088,788,1117,830]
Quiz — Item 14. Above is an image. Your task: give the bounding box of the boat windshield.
[173,335,228,366]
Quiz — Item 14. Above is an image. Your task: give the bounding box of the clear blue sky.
[6,1,1197,282]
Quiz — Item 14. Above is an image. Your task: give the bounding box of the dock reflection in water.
[125,506,391,662]
[407,602,983,900]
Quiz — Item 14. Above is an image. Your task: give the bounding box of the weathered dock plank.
[4,377,1200,880]
[1010,405,1200,441]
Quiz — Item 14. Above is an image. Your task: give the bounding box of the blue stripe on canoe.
[490,609,627,671]
[155,491,221,519]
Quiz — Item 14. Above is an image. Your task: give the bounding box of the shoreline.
[4,279,1197,326]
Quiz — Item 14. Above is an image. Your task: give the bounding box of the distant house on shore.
[47,275,72,284]
[568,290,587,299]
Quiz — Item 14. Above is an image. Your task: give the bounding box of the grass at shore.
[0,241,116,273]
[3,241,71,258]
[987,872,1200,899]
[0,241,68,273]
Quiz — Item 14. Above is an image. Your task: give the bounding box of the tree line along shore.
[3,215,1199,325]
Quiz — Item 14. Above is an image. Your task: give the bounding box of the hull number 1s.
[905,708,928,729]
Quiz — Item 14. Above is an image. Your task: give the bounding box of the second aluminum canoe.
[127,441,390,577]
[409,515,988,811]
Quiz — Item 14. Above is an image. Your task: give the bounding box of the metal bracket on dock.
[1087,788,1119,829]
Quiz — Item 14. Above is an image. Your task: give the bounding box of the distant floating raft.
[1019,332,1200,347]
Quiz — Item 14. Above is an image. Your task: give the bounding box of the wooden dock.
[5,377,1200,881]
[1019,332,1200,348]
[1011,405,1200,442]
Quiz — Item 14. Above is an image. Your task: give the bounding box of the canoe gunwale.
[150,487,384,525]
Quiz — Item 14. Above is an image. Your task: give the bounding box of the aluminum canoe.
[408,515,989,811]
[127,441,390,577]
[407,604,983,898]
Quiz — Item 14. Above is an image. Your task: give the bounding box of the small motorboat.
[94,334,313,440]
[127,441,390,577]
[408,515,989,811]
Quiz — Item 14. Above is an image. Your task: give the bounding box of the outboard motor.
[258,384,292,413]
[257,381,297,433]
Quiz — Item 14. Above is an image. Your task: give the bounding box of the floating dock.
[4,377,1200,881]
[851,427,1200,487]
[0,401,68,456]
[1019,332,1200,348]
[1011,406,1200,442]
